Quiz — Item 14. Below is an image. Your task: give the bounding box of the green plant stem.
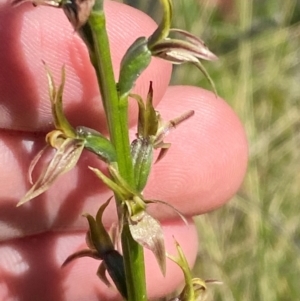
[87,4,147,301]
[121,224,147,301]
[88,13,133,179]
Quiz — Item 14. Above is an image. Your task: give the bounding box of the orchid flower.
[147,0,218,95]
[62,199,128,299]
[17,67,85,206]
[130,82,194,191]
[167,240,222,301]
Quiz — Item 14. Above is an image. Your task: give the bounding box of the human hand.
[0,1,248,300]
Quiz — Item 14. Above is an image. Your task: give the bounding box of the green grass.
[126,0,300,300]
[174,1,300,300]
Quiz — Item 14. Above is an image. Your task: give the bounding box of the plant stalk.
[87,4,147,301]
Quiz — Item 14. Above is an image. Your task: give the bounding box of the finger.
[0,86,247,241]
[0,219,198,301]
[145,86,248,216]
[0,1,171,131]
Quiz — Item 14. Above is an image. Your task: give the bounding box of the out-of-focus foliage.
[124,0,300,300]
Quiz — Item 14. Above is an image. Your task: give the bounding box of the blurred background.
[122,0,300,300]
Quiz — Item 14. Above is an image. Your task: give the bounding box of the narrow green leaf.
[167,240,207,301]
[88,167,128,200]
[193,61,218,97]
[108,165,139,197]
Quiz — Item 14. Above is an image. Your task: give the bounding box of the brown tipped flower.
[150,28,218,64]
[18,67,84,206]
[147,0,218,95]
[89,165,167,275]
[17,132,84,206]
[130,84,194,191]
[12,0,95,30]
[153,109,195,162]
[167,241,222,301]
[147,0,217,63]
[62,0,95,30]
[127,205,166,276]
[62,199,128,299]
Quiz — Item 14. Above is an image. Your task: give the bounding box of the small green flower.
[18,67,115,206]
[167,241,221,301]
[17,67,84,206]
[89,165,167,275]
[17,131,84,207]
[62,199,128,299]
[149,28,218,64]
[130,83,194,191]
[147,0,218,95]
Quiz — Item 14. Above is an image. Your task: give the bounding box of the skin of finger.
[145,86,248,218]
[0,219,198,301]
[0,86,247,241]
[0,1,172,131]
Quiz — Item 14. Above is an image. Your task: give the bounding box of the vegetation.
[125,0,300,300]
[155,1,300,300]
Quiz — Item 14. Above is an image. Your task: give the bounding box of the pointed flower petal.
[169,28,218,61]
[146,199,188,226]
[28,146,48,185]
[88,166,129,200]
[146,2,218,95]
[97,261,110,287]
[84,198,114,254]
[167,240,221,301]
[62,249,100,267]
[130,82,158,138]
[17,137,84,206]
[101,250,127,299]
[150,38,217,63]
[129,211,166,275]
[154,110,194,147]
[45,65,76,137]
[148,0,173,48]
[62,0,96,30]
